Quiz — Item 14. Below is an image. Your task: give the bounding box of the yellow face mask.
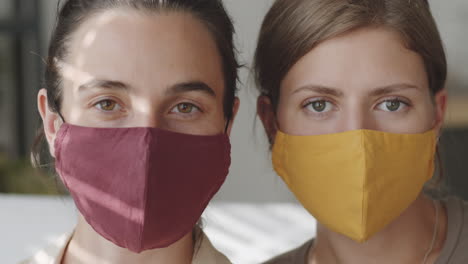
[272,129,437,242]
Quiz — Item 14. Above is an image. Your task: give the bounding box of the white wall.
[0,194,316,264]
[0,0,13,19]
[430,0,468,95]
[214,0,297,203]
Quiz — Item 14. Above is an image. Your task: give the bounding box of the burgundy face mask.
[54,123,231,253]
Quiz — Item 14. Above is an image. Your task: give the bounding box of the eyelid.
[302,97,337,108]
[301,98,337,118]
[91,97,126,113]
[375,97,412,112]
[169,100,204,113]
[90,95,125,107]
[375,96,412,108]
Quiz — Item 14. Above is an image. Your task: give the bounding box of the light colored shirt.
[264,197,468,264]
[20,231,231,264]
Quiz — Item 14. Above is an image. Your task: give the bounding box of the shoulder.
[262,240,314,264]
[437,197,468,263]
[449,198,468,247]
[18,233,72,264]
[445,197,468,244]
[192,232,231,264]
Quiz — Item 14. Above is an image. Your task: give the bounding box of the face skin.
[258,27,448,263]
[37,9,239,263]
[39,9,239,157]
[258,27,446,139]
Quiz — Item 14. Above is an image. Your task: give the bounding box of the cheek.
[59,88,81,124]
[276,97,299,134]
[375,102,436,134]
[276,98,323,136]
[199,101,227,134]
[165,106,226,136]
[409,96,438,133]
[418,102,438,131]
[201,110,226,134]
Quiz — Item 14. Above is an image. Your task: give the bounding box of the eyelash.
[301,97,412,114]
[302,98,337,114]
[376,97,412,112]
[169,102,203,116]
[92,98,124,113]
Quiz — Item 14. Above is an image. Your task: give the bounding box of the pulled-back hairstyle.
[254,0,446,108]
[253,0,448,197]
[32,0,239,167]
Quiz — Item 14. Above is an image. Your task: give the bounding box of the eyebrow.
[368,84,420,97]
[292,85,344,97]
[78,79,130,92]
[292,83,420,97]
[78,79,216,98]
[165,81,216,98]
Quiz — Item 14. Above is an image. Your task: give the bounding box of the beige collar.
[21,232,230,264]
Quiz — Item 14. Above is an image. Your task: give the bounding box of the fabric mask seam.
[139,129,151,251]
[361,131,368,239]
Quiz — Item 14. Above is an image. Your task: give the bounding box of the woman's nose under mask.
[54,123,231,253]
[272,128,437,242]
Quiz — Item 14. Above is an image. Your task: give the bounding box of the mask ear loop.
[269,110,282,145]
[224,117,231,134]
[57,111,66,124]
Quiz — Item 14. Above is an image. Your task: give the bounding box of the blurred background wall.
[0,0,467,201]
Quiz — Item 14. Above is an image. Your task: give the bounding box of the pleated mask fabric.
[272,129,436,242]
[54,123,231,253]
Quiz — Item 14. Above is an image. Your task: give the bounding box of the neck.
[309,194,447,264]
[62,214,194,264]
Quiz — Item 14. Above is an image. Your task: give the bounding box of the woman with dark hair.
[23,0,239,263]
[254,0,468,263]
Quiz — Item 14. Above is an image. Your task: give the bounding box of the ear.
[38,89,63,158]
[432,89,448,136]
[225,97,240,136]
[257,95,278,144]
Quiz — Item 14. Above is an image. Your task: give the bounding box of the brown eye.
[177,103,194,113]
[171,103,200,114]
[96,100,118,111]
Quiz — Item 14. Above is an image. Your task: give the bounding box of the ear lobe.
[38,89,62,158]
[257,96,278,144]
[433,89,448,135]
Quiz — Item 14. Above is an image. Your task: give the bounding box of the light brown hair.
[254,0,446,108]
[254,0,448,196]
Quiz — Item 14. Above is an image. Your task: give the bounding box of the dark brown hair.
[32,0,239,167]
[254,0,446,108]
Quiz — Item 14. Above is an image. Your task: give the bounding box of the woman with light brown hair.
[254,0,468,263]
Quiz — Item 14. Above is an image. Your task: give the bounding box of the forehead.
[281,27,429,93]
[63,8,224,97]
